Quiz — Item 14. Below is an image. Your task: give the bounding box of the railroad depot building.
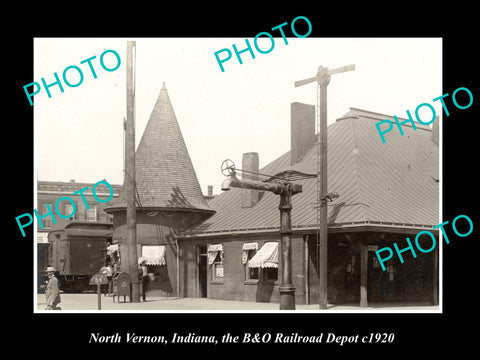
[106,83,439,306]
[178,105,440,307]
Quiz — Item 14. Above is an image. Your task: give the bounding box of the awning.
[208,244,224,252]
[37,232,49,244]
[242,242,259,264]
[208,244,223,265]
[141,245,166,265]
[107,244,119,252]
[248,242,278,268]
[242,242,258,251]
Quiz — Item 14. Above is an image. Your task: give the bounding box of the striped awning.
[207,244,224,252]
[141,245,166,265]
[242,242,259,251]
[207,244,223,265]
[248,242,278,268]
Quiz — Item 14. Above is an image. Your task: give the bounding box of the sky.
[34,37,442,195]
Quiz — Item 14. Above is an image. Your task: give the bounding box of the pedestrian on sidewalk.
[100,263,114,296]
[138,258,149,302]
[45,267,61,310]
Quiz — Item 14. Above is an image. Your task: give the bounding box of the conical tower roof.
[106,83,215,224]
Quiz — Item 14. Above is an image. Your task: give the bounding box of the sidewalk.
[36,293,440,312]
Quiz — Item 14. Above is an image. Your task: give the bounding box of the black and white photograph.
[33,37,443,313]
[7,7,479,355]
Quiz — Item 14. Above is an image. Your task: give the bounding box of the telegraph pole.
[126,40,140,302]
[295,64,355,309]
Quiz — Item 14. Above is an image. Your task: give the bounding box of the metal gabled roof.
[186,108,439,236]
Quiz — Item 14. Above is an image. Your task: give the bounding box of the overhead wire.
[232,167,316,183]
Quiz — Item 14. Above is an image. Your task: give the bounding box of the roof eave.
[178,221,439,239]
[104,205,215,215]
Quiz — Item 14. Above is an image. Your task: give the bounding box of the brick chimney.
[291,102,315,165]
[241,152,260,208]
[431,116,439,146]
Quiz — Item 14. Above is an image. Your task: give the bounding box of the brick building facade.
[105,83,439,307]
[37,180,122,229]
[177,105,439,307]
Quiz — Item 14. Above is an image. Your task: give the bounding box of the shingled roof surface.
[189,108,439,235]
[110,84,212,213]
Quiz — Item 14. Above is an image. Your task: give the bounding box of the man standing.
[138,258,149,302]
[45,267,61,310]
[100,263,114,296]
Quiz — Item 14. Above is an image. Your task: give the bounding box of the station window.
[263,267,278,281]
[208,244,224,282]
[245,249,259,281]
[212,252,224,280]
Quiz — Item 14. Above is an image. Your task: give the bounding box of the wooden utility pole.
[295,64,355,309]
[221,168,303,310]
[126,40,140,302]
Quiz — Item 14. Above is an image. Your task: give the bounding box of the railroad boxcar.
[46,220,113,292]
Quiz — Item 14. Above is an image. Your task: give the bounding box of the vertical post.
[278,185,295,310]
[97,284,102,310]
[126,40,140,303]
[304,235,309,305]
[318,68,330,309]
[360,244,368,307]
[295,64,354,310]
[176,239,180,297]
[433,244,439,305]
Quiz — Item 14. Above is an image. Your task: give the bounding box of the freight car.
[44,220,113,292]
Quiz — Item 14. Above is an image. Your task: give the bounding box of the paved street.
[36,293,440,312]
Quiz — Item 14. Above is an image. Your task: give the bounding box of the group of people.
[100,257,149,301]
[44,257,150,310]
[99,263,115,296]
[99,242,119,297]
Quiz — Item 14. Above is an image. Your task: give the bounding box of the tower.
[105,83,215,293]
